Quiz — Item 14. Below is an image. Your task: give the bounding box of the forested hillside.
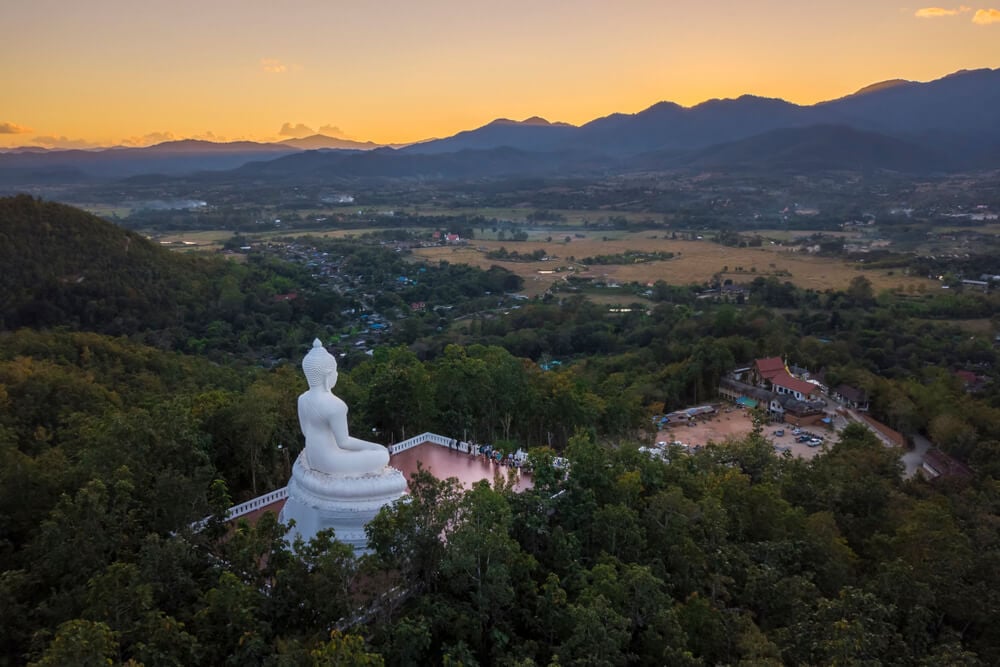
[3,198,1000,664]
[1,195,207,331]
[0,195,353,359]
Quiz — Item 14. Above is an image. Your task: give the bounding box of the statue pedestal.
[279,452,407,552]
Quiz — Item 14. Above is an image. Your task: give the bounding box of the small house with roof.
[954,370,986,393]
[833,384,869,411]
[771,394,827,427]
[921,448,974,482]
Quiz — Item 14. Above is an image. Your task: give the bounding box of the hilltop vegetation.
[4,327,1000,665]
[0,196,523,361]
[3,198,1000,664]
[0,195,333,358]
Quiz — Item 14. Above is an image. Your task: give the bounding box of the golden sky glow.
[2,0,999,148]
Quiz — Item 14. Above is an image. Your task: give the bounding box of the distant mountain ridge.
[404,68,1000,159]
[1,67,998,184]
[0,139,301,183]
[0,137,389,183]
[220,145,606,184]
[280,134,408,150]
[402,116,577,154]
[642,125,946,173]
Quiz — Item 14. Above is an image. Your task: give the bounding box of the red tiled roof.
[754,357,786,380]
[771,374,819,396]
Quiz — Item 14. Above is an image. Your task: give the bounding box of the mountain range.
[1,68,998,186]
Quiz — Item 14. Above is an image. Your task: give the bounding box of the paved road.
[829,401,928,478]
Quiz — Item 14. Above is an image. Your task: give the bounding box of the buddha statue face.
[302,339,338,390]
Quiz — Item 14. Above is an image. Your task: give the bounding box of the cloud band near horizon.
[973,8,1000,22]
[0,122,32,134]
[915,6,970,17]
[914,5,1000,22]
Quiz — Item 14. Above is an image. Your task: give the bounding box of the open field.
[583,293,653,307]
[141,227,386,253]
[749,229,858,241]
[392,206,661,225]
[154,230,233,245]
[278,228,384,240]
[412,234,936,295]
[73,203,136,218]
[151,230,233,252]
[936,224,1000,235]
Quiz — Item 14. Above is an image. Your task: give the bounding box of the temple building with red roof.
[750,356,821,401]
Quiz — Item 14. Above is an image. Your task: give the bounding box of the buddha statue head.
[302,339,338,389]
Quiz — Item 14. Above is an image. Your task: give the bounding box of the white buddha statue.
[281,339,406,551]
[299,339,390,475]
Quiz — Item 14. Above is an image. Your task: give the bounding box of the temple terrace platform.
[222,433,532,526]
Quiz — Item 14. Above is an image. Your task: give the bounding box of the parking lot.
[766,424,836,460]
[655,408,837,461]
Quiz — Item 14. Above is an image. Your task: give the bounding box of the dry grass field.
[413,234,936,296]
[152,230,232,253]
[395,206,660,225]
[147,227,382,253]
[155,230,233,245]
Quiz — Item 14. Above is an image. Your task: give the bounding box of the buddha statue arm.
[344,435,387,452]
[328,398,386,453]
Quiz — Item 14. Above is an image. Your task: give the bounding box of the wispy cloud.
[260,58,288,73]
[0,121,32,134]
[121,131,175,147]
[279,122,315,138]
[914,5,971,17]
[190,130,227,142]
[30,135,103,149]
[318,124,345,137]
[972,7,1000,22]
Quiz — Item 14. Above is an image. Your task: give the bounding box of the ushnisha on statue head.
[302,339,338,390]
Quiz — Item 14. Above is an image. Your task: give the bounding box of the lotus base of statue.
[279,451,407,552]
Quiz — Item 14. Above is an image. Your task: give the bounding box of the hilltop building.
[720,357,828,426]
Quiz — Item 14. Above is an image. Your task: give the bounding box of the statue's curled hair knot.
[302,339,337,388]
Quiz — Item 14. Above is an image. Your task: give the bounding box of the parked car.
[808,438,822,447]
[774,429,785,437]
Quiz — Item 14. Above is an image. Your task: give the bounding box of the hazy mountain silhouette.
[815,69,1000,136]
[634,125,946,173]
[2,68,998,185]
[281,134,392,150]
[222,145,606,183]
[839,78,917,99]
[403,117,576,154]
[0,140,299,182]
[403,68,1000,162]
[574,96,817,155]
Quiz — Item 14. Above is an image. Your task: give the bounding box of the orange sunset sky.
[2,0,998,149]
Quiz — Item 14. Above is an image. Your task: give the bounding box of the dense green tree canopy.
[4,197,1000,664]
